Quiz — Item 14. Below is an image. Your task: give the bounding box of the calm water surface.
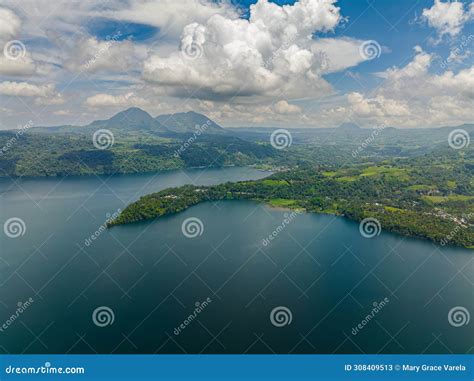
[0,167,472,354]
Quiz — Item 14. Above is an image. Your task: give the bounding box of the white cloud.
[347,92,410,118]
[0,53,36,76]
[310,37,374,74]
[333,47,474,127]
[143,0,342,100]
[35,94,65,105]
[64,36,136,73]
[0,7,21,42]
[85,92,150,107]
[105,0,239,39]
[53,109,71,116]
[0,81,56,97]
[274,100,302,114]
[432,66,474,97]
[421,0,474,39]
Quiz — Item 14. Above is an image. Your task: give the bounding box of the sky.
[0,0,473,129]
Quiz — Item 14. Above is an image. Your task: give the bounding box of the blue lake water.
[0,167,472,354]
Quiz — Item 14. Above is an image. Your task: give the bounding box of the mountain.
[337,122,361,130]
[155,111,225,134]
[32,108,227,136]
[88,107,163,131]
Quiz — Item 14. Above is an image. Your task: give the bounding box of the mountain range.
[35,108,226,135]
[25,107,474,135]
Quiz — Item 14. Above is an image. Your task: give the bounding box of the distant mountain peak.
[155,111,225,134]
[88,107,157,130]
[110,107,153,121]
[338,122,361,130]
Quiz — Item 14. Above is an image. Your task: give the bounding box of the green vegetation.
[0,131,284,177]
[110,151,474,248]
[1,107,473,248]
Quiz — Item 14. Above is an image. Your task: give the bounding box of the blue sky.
[0,0,473,128]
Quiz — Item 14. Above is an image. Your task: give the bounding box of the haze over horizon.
[0,0,473,129]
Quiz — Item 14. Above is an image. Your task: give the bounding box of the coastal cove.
[0,167,472,354]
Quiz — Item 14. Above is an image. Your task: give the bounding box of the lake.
[0,167,472,354]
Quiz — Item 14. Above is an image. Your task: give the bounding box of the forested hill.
[110,151,474,248]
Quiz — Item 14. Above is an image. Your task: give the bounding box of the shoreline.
[110,199,473,250]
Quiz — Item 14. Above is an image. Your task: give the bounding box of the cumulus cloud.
[274,100,302,114]
[85,92,150,107]
[105,0,239,39]
[0,52,37,76]
[330,47,474,127]
[53,109,71,116]
[0,7,21,42]
[421,0,474,39]
[310,37,374,74]
[0,7,44,77]
[0,81,56,97]
[432,66,474,97]
[64,35,136,73]
[347,92,410,118]
[143,0,343,100]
